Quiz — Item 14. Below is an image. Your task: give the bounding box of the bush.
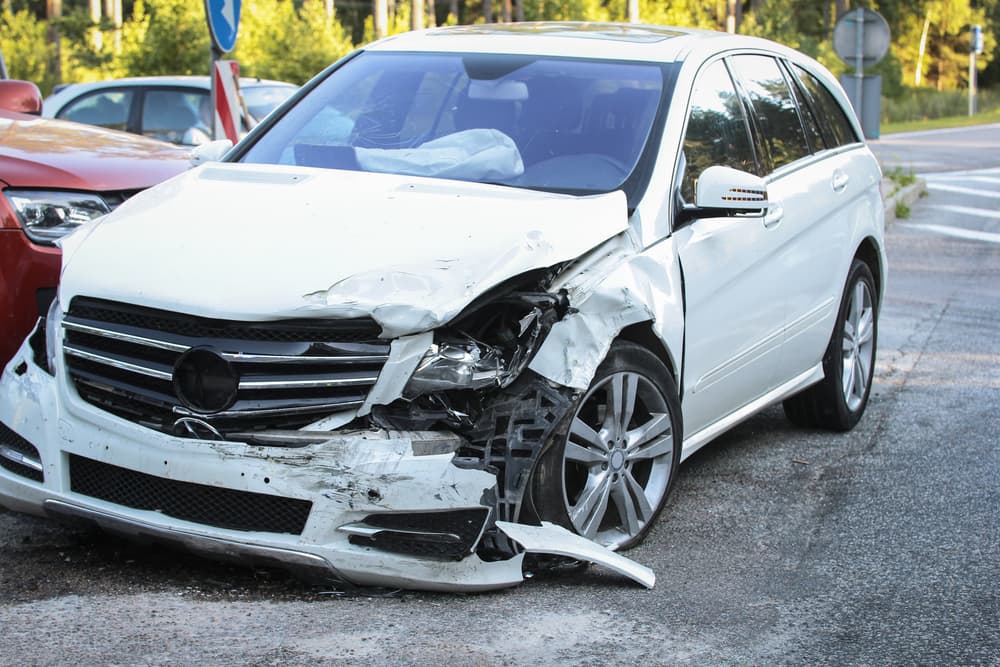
[882,86,1000,122]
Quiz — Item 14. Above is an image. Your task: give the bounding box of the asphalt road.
[1,128,998,665]
[870,122,1000,172]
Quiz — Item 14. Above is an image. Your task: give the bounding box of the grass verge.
[881,109,1000,135]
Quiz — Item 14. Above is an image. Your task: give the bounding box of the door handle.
[832,171,849,192]
[763,204,784,228]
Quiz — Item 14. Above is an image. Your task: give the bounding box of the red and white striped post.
[213,59,241,143]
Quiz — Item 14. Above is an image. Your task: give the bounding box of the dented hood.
[60,163,628,337]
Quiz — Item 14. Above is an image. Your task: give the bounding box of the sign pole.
[204,0,241,140]
[969,50,976,116]
[854,8,864,120]
[210,44,222,139]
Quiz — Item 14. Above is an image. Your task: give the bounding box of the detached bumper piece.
[340,508,491,561]
[0,420,44,483]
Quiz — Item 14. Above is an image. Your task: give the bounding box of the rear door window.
[781,61,825,153]
[793,65,860,148]
[730,55,811,172]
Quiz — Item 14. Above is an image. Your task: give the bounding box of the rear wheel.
[783,259,878,431]
[530,341,681,550]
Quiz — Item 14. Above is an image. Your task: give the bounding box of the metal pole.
[969,51,976,116]
[627,0,638,23]
[210,44,221,140]
[854,8,864,121]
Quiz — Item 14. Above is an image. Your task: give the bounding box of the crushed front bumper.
[0,338,653,591]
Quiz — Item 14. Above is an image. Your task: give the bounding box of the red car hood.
[0,110,190,191]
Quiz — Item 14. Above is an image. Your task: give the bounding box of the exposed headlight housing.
[403,285,569,399]
[404,339,506,397]
[4,190,111,244]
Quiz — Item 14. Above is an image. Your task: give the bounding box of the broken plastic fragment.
[495,520,656,589]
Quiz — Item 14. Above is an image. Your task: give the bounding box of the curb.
[882,177,927,223]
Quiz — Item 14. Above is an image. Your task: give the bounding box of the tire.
[529,341,682,551]
[783,259,878,431]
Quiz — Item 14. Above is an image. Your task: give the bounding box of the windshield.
[239,52,668,196]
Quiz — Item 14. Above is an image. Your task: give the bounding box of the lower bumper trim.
[42,499,343,583]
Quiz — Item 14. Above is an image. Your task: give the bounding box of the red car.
[0,80,190,365]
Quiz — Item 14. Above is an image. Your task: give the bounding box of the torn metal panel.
[496,520,656,589]
[57,164,629,339]
[530,237,684,390]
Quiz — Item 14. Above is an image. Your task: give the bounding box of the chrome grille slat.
[238,374,381,390]
[64,345,175,381]
[222,352,390,364]
[63,297,389,435]
[62,320,190,353]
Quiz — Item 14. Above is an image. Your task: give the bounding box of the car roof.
[45,76,296,107]
[364,22,791,63]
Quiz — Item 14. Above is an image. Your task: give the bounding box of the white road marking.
[924,175,1000,186]
[925,204,1000,220]
[918,166,1000,179]
[898,223,1000,244]
[926,183,1000,198]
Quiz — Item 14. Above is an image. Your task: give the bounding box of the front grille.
[348,509,491,560]
[69,454,312,534]
[62,297,390,435]
[0,421,44,483]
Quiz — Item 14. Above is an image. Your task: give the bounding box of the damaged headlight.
[4,190,110,244]
[404,339,506,396]
[403,286,570,398]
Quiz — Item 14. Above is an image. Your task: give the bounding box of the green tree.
[520,0,609,21]
[636,0,716,28]
[235,0,352,84]
[118,0,210,76]
[0,8,54,89]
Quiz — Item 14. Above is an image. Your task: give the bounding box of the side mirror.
[695,166,768,213]
[189,139,234,166]
[0,80,44,115]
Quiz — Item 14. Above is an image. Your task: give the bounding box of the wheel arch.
[617,321,680,391]
[854,236,884,310]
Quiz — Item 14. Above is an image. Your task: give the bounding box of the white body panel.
[60,163,628,338]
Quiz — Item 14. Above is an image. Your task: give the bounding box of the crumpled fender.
[528,234,684,390]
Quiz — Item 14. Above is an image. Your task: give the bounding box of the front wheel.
[783,259,878,431]
[529,341,682,551]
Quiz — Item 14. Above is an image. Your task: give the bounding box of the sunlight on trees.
[1,0,995,99]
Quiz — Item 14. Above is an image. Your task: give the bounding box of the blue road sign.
[204,0,241,53]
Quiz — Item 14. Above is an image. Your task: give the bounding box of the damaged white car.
[0,23,885,591]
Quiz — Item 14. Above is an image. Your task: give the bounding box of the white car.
[42,76,297,145]
[1,23,884,592]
